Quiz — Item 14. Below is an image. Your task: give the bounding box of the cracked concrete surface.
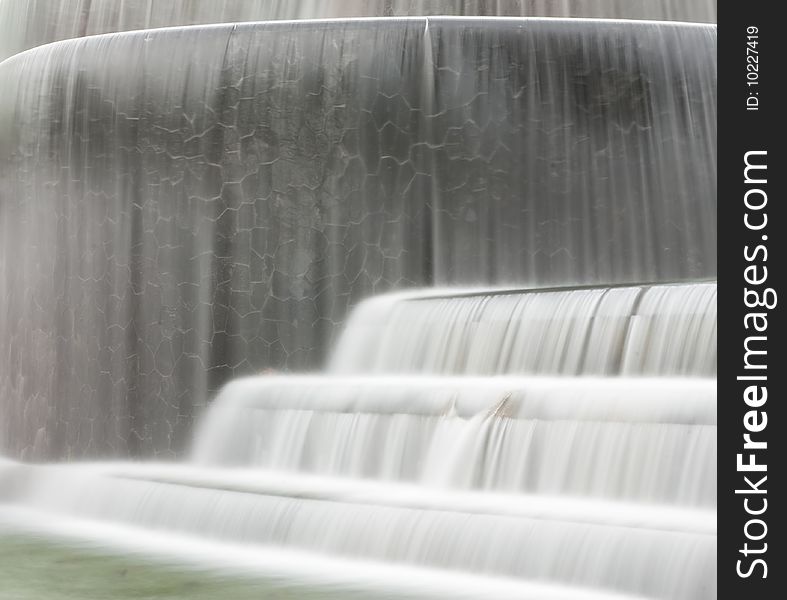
[0,19,716,459]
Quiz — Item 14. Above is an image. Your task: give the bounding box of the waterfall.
[0,0,717,62]
[0,18,717,459]
[0,280,717,598]
[190,375,716,506]
[331,282,717,376]
[0,462,716,600]
[0,8,716,600]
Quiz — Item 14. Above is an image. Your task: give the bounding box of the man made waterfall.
[0,281,716,598]
[0,18,717,459]
[0,4,716,598]
[0,0,717,62]
[332,282,717,376]
[191,375,716,506]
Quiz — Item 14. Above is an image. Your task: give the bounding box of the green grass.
[0,533,330,600]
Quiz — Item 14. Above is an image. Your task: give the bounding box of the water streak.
[0,0,718,62]
[0,460,716,600]
[191,375,716,506]
[332,282,716,376]
[0,19,717,458]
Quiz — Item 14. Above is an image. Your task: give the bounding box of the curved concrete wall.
[0,18,716,459]
[0,0,718,62]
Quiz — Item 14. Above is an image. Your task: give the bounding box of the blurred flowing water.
[0,281,717,598]
[0,8,716,600]
[332,282,717,376]
[0,18,716,459]
[0,0,717,62]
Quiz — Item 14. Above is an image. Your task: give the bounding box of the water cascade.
[331,282,717,376]
[0,18,717,459]
[0,0,718,62]
[0,8,716,600]
[0,281,716,598]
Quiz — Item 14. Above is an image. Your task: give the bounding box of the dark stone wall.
[0,19,716,459]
